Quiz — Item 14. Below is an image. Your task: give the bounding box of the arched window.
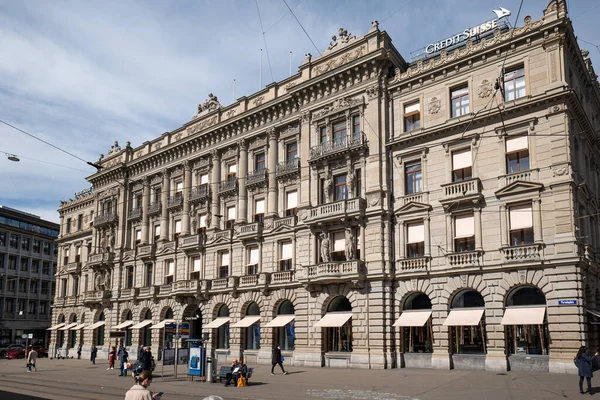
[322,296,353,353]
[97,312,105,346]
[245,303,261,350]
[69,315,78,349]
[57,314,65,347]
[276,300,295,351]
[447,290,486,354]
[217,305,230,349]
[397,293,433,353]
[165,308,174,320]
[503,286,548,355]
[125,311,133,347]
[142,310,152,347]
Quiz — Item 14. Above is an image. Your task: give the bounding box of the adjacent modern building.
[51,0,600,373]
[0,205,58,347]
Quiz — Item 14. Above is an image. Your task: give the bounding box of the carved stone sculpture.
[326,28,356,51]
[345,229,355,261]
[107,141,121,155]
[346,169,355,198]
[94,273,102,291]
[191,213,198,233]
[103,270,111,290]
[109,228,116,251]
[206,211,212,228]
[100,233,107,253]
[320,232,330,263]
[324,175,333,203]
[197,93,222,114]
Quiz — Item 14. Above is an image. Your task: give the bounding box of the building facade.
[51,0,600,373]
[0,205,58,347]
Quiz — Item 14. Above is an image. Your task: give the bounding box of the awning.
[130,320,153,330]
[587,309,600,318]
[47,323,65,331]
[59,323,78,331]
[85,321,106,330]
[151,320,175,330]
[501,307,546,325]
[314,313,352,328]
[203,317,230,329]
[265,315,296,328]
[70,323,87,330]
[443,309,484,326]
[231,316,261,328]
[113,320,134,330]
[393,311,432,327]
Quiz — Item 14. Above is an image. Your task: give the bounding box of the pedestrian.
[139,347,153,372]
[91,345,98,365]
[137,345,144,361]
[27,348,38,372]
[124,370,162,400]
[77,344,82,360]
[575,345,598,394]
[108,346,117,370]
[224,359,240,386]
[271,344,287,375]
[119,347,129,377]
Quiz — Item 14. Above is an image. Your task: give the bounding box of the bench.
[214,366,254,384]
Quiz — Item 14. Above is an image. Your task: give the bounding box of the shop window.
[404,101,421,132]
[219,252,229,278]
[401,293,433,353]
[216,305,230,349]
[451,85,470,117]
[245,302,261,350]
[509,204,534,246]
[276,300,295,351]
[190,257,201,280]
[254,199,265,223]
[407,222,425,258]
[142,310,152,347]
[504,65,526,101]
[279,241,292,271]
[506,135,530,173]
[332,121,347,145]
[448,290,486,354]
[452,149,472,182]
[331,231,345,261]
[324,296,353,353]
[504,286,548,355]
[255,153,265,171]
[405,162,422,195]
[285,191,297,217]
[247,247,259,275]
[454,214,475,252]
[97,312,105,346]
[334,175,347,201]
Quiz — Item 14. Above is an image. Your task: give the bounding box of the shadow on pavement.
[0,390,47,400]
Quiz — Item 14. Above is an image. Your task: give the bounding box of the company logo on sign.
[425,7,511,54]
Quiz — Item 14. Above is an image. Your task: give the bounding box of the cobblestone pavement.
[0,358,586,400]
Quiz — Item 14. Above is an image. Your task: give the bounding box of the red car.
[4,346,46,359]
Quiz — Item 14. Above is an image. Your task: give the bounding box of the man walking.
[139,346,153,372]
[118,346,129,377]
[27,348,38,372]
[90,345,98,365]
[271,344,288,375]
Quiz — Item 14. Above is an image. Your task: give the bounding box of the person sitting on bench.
[225,359,248,386]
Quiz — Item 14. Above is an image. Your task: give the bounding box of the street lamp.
[5,153,20,162]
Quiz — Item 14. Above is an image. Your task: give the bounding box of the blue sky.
[0,0,598,223]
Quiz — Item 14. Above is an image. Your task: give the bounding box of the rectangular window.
[135,230,142,244]
[20,258,28,271]
[227,163,237,179]
[43,241,50,255]
[126,266,134,289]
[509,204,534,245]
[32,260,40,274]
[199,173,209,185]
[135,192,143,209]
[72,276,79,296]
[7,279,15,292]
[199,214,207,228]
[407,222,425,258]
[190,257,201,280]
[21,237,30,251]
[255,153,265,171]
[76,246,81,263]
[248,247,259,275]
[356,169,362,198]
[286,142,297,163]
[404,101,421,132]
[331,231,346,261]
[174,220,182,235]
[9,234,18,249]
[154,225,161,242]
[60,278,67,297]
[226,206,236,229]
[152,186,161,203]
[454,214,475,252]
[334,175,347,201]
[30,280,38,294]
[42,261,50,275]
[0,232,5,246]
[165,260,174,284]
[145,263,153,287]
[64,248,70,265]
[332,121,347,144]
[320,126,327,144]
[175,181,183,197]
[66,218,71,234]
[405,162,423,195]
[504,65,526,101]
[451,86,470,117]
[320,178,326,204]
[452,149,472,182]
[286,191,298,216]
[254,199,265,223]
[280,241,292,271]
[352,115,360,138]
[33,239,40,253]
[219,252,229,278]
[77,214,83,231]
[28,301,36,315]
[8,256,16,270]
[505,135,530,173]
[4,299,13,313]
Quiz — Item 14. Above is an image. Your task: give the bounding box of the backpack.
[574,357,581,368]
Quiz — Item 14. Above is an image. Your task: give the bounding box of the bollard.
[206,357,213,383]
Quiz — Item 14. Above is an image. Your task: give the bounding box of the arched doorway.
[244,303,261,351]
[69,315,78,349]
[268,300,295,351]
[57,314,65,348]
[216,305,230,349]
[142,310,152,347]
[317,296,353,353]
[97,312,105,347]
[395,293,433,355]
[445,290,486,354]
[502,286,548,356]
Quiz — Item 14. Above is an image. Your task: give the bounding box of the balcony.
[246,169,267,187]
[501,244,543,262]
[239,274,259,288]
[137,286,158,299]
[237,222,263,240]
[397,257,429,273]
[167,195,183,210]
[439,178,482,205]
[271,271,293,285]
[93,212,118,228]
[172,280,209,297]
[179,234,202,251]
[304,198,366,224]
[309,134,367,162]
[83,290,111,305]
[120,287,138,300]
[210,276,238,292]
[399,192,429,207]
[276,158,300,178]
[298,260,365,284]
[218,178,238,195]
[190,184,210,204]
[128,207,142,222]
[65,261,81,274]
[159,283,173,297]
[447,251,482,268]
[273,216,297,230]
[500,168,539,187]
[148,202,162,216]
[137,243,156,259]
[212,229,233,242]
[87,252,114,267]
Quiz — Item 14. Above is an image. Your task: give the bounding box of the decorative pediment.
[495,180,544,198]
[156,242,175,255]
[395,202,432,216]
[222,147,238,160]
[193,158,210,170]
[312,96,364,121]
[280,124,300,139]
[249,136,267,150]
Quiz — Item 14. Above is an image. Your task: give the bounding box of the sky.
[0,0,598,223]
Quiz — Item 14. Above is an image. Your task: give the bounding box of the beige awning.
[443,309,484,326]
[59,323,78,331]
[47,323,65,331]
[130,320,153,330]
[85,321,106,330]
[151,320,175,330]
[231,316,261,328]
[501,307,546,325]
[70,323,87,330]
[113,320,134,330]
[265,315,295,328]
[204,317,230,329]
[393,311,432,327]
[314,313,352,328]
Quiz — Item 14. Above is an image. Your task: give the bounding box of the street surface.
[0,357,587,399]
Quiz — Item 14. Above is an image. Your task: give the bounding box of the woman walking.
[271,344,287,375]
[90,345,98,365]
[108,346,117,370]
[575,345,598,394]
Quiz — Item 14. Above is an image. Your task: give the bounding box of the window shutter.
[407,223,425,243]
[255,199,265,214]
[227,206,236,220]
[404,102,420,116]
[193,257,201,272]
[200,174,208,185]
[510,204,533,229]
[333,231,345,252]
[286,191,298,209]
[175,220,182,233]
[281,242,293,260]
[452,149,472,169]
[199,214,207,228]
[506,136,528,152]
[221,252,230,266]
[249,247,259,265]
[455,214,475,238]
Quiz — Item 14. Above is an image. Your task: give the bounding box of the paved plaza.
[0,358,591,400]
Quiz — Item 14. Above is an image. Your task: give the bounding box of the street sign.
[558,299,578,305]
[21,334,28,339]
[27,334,33,339]
[165,323,190,338]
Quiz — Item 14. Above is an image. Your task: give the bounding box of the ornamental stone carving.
[107,141,121,155]
[326,28,356,51]
[187,115,218,136]
[345,229,355,261]
[196,93,221,115]
[478,79,494,98]
[313,45,366,76]
[312,96,363,121]
[428,97,441,114]
[366,83,382,100]
[320,232,331,262]
[253,96,265,107]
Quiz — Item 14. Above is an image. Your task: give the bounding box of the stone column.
[446,213,453,253]
[182,162,192,235]
[533,198,542,243]
[398,221,405,258]
[210,151,221,229]
[474,205,482,251]
[141,178,150,244]
[159,170,170,241]
[499,204,508,247]
[238,141,248,223]
[424,216,431,257]
[267,129,278,217]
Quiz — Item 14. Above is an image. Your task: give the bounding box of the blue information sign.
[558,300,578,305]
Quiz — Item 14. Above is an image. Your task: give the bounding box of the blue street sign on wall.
[558,300,578,305]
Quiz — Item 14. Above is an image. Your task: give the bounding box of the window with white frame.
[64,248,70,265]
[126,266,134,289]
[254,199,265,223]
[454,214,475,252]
[503,65,526,101]
[219,252,230,278]
[280,241,292,271]
[331,231,345,261]
[332,121,347,144]
[76,246,81,263]
[226,206,236,229]
[199,173,209,185]
[509,204,534,246]
[247,246,259,275]
[334,175,347,201]
[451,86,470,117]
[175,181,183,197]
[153,225,161,242]
[227,163,237,179]
[145,263,153,287]
[286,191,297,217]
[506,135,530,173]
[352,115,360,138]
[255,152,265,171]
[319,126,327,144]
[452,149,472,182]
[407,222,425,258]
[199,213,208,229]
[174,220,182,237]
[135,229,142,245]
[165,260,175,284]
[190,256,201,280]
[405,162,422,195]
[404,101,421,132]
[286,142,298,163]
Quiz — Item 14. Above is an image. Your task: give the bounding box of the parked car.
[4,348,25,359]
[0,344,23,357]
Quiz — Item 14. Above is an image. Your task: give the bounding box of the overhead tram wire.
[282,0,321,56]
[0,150,90,173]
[263,0,303,34]
[255,0,275,83]
[379,0,416,24]
[0,118,103,171]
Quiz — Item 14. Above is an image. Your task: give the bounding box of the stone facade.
[51,0,600,373]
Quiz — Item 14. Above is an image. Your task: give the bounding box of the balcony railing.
[128,208,142,221]
[211,278,229,290]
[159,283,173,296]
[219,178,238,194]
[501,168,539,187]
[137,243,156,259]
[214,229,233,242]
[305,198,366,224]
[148,202,162,216]
[237,222,263,239]
[399,192,429,207]
[138,286,158,298]
[273,216,296,230]
[190,184,210,203]
[309,134,366,162]
[447,251,481,267]
[276,158,300,177]
[167,195,183,210]
[93,212,118,227]
[173,280,208,296]
[239,274,259,288]
[88,252,114,266]
[83,290,111,304]
[65,261,81,274]
[501,244,542,261]
[120,288,138,300]
[271,271,293,284]
[398,257,429,272]
[298,260,364,284]
[246,169,267,187]
[179,234,202,251]
[439,178,481,204]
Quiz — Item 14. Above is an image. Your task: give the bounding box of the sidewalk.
[0,357,587,399]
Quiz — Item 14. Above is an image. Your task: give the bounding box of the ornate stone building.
[51,0,600,373]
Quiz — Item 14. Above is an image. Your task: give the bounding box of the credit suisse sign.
[425,7,511,54]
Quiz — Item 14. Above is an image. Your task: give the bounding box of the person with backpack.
[271,344,287,375]
[575,345,599,394]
